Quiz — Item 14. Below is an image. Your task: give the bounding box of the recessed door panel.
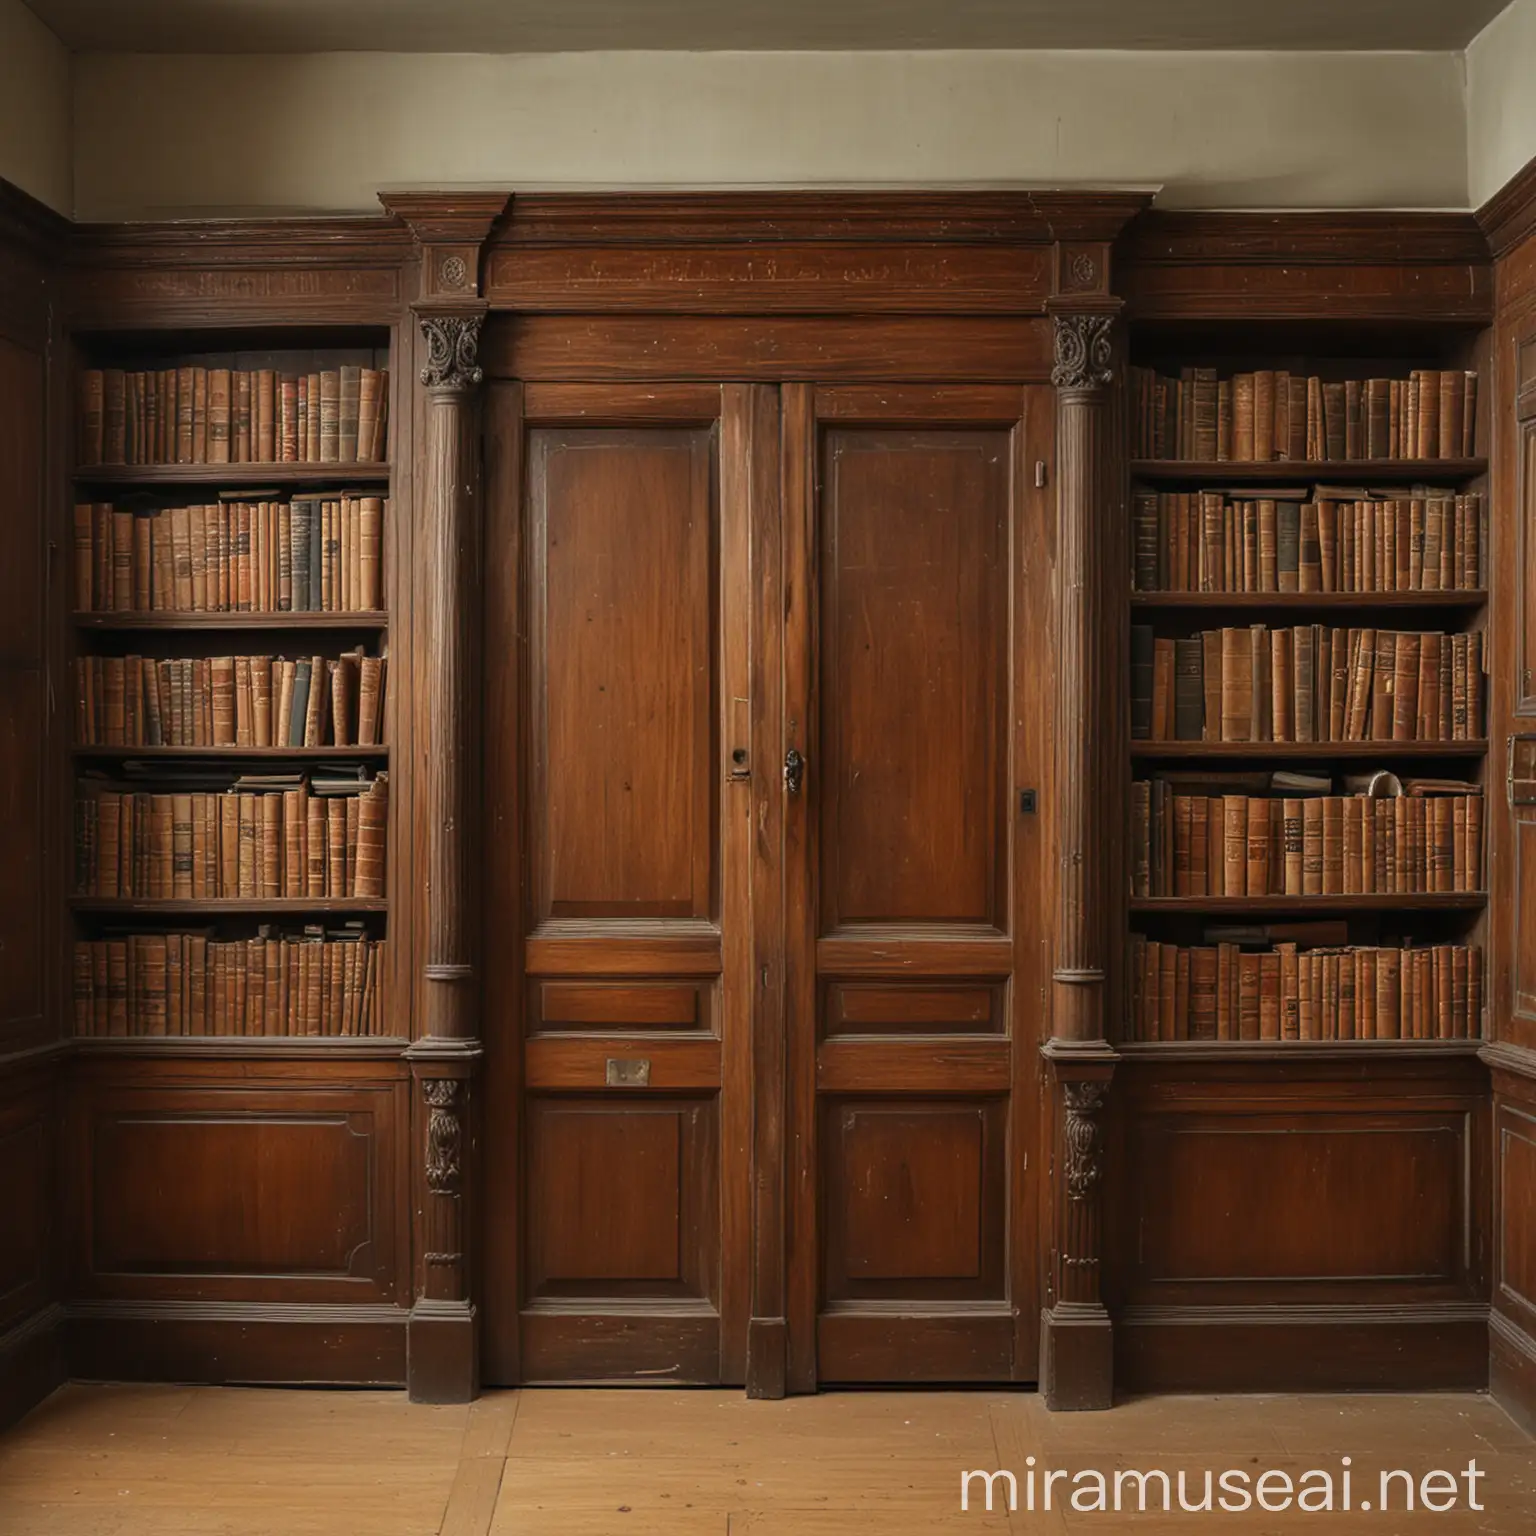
[530,428,715,921]
[819,431,1008,931]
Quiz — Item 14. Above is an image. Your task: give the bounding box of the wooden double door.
[483,379,1055,1388]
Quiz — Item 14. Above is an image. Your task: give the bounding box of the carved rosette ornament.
[1062,1081,1107,1201]
[1050,312,1115,392]
[424,1079,463,1195]
[419,313,485,391]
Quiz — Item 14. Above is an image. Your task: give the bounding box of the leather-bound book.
[1323,382,1346,459]
[1438,369,1462,459]
[1223,795,1248,898]
[1468,946,1482,1038]
[1343,378,1363,459]
[1270,628,1292,743]
[1275,943,1299,1039]
[1152,637,1175,741]
[1306,375,1325,459]
[1368,631,1394,741]
[1253,371,1276,460]
[1274,371,1290,458]
[1245,795,1269,895]
[1298,950,1317,1040]
[1232,374,1255,461]
[357,369,381,464]
[1298,502,1322,592]
[1172,947,1190,1040]
[1257,952,1280,1040]
[284,787,306,898]
[1286,374,1308,461]
[1391,631,1421,740]
[101,370,127,464]
[1257,499,1278,592]
[1248,625,1269,740]
[1200,629,1222,742]
[1291,623,1314,744]
[1467,793,1483,890]
[255,369,277,461]
[1215,943,1235,1040]
[1174,637,1204,741]
[260,794,282,898]
[1365,378,1390,457]
[1450,632,1468,740]
[305,797,326,897]
[1416,369,1441,460]
[325,799,345,899]
[1131,781,1151,898]
[1376,948,1401,1040]
[280,377,299,463]
[1133,492,1158,591]
[1320,795,1343,895]
[1189,797,1209,897]
[358,655,385,747]
[1212,378,1231,461]
[338,366,362,462]
[79,369,105,464]
[319,371,341,462]
[1462,372,1478,456]
[304,654,329,747]
[1190,947,1218,1040]
[1467,629,1484,737]
[1237,953,1261,1041]
[1276,502,1300,592]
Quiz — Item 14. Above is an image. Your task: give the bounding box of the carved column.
[381,192,508,1405]
[1041,299,1121,1411]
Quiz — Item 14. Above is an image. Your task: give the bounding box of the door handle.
[784,747,806,796]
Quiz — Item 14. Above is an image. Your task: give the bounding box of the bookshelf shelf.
[1130,458,1487,484]
[1131,591,1487,611]
[1131,739,1488,761]
[1116,1039,1482,1061]
[73,611,388,631]
[1130,893,1486,915]
[73,1036,408,1058]
[72,745,389,762]
[73,463,390,489]
[70,897,388,916]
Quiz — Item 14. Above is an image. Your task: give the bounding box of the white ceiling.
[23,0,1513,54]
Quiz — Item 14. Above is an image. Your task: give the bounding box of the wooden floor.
[0,1385,1531,1534]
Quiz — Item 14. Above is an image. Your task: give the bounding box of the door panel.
[785,384,1053,1386]
[483,382,759,1385]
[819,430,1008,930]
[531,427,715,920]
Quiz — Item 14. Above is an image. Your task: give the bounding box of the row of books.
[1132,781,1484,898]
[74,775,388,900]
[74,498,384,615]
[72,929,386,1038]
[1131,490,1484,594]
[73,651,386,749]
[1132,626,1485,743]
[1127,938,1482,1043]
[78,365,389,466]
[1130,366,1479,462]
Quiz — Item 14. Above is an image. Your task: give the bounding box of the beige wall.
[1468,0,1536,209]
[0,0,70,213]
[72,48,1470,220]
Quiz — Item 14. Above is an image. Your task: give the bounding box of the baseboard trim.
[1489,1308,1536,1436]
[1117,1301,1489,1393]
[0,1303,65,1431]
[64,1300,407,1387]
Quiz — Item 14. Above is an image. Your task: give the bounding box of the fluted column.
[407,304,486,1403]
[1040,304,1120,1411]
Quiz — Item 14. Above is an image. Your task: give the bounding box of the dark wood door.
[782,385,1055,1385]
[483,382,772,1384]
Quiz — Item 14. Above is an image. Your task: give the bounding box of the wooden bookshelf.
[1130,893,1486,915]
[70,897,388,916]
[72,744,389,762]
[1131,591,1486,611]
[1125,357,1490,1050]
[1130,458,1487,483]
[73,611,388,631]
[74,462,390,488]
[1131,739,1488,761]
[69,343,395,1043]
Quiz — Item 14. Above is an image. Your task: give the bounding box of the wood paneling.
[1498,1103,1536,1329]
[818,429,1008,931]
[822,1101,1004,1300]
[0,1085,50,1330]
[528,427,716,923]
[1130,1118,1466,1287]
[91,1115,375,1277]
[0,668,45,1041]
[824,982,1002,1037]
[67,1073,406,1307]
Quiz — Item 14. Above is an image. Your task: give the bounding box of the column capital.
[415,306,487,392]
[1047,306,1120,393]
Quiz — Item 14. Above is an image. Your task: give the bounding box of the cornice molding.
[68,215,413,270]
[496,190,1153,248]
[378,191,511,247]
[1478,153,1536,260]
[1123,209,1490,267]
